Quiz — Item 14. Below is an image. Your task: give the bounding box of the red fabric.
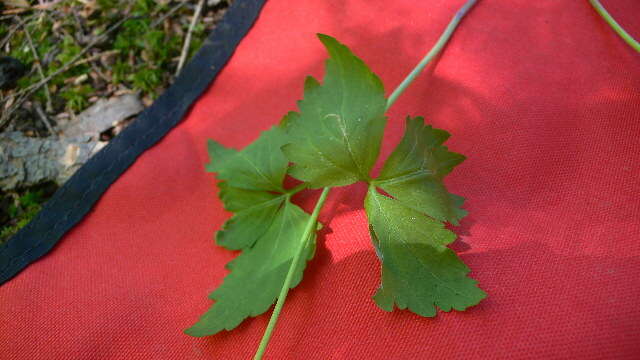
[2,0,640,358]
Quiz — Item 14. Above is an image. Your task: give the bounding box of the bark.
[0,132,105,190]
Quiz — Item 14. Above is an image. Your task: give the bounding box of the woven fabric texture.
[1,0,639,358]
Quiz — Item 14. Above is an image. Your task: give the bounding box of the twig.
[150,0,189,28]
[20,18,54,112]
[0,16,133,129]
[32,0,64,11]
[74,50,120,67]
[34,102,57,138]
[0,91,28,130]
[0,17,130,129]
[17,16,131,98]
[1,24,18,50]
[72,9,87,37]
[2,8,30,15]
[89,61,111,84]
[0,15,34,49]
[175,0,206,75]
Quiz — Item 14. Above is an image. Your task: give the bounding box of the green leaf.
[186,128,318,337]
[364,116,484,316]
[214,183,287,250]
[206,127,289,193]
[373,116,467,225]
[282,34,387,188]
[186,199,316,337]
[365,187,485,317]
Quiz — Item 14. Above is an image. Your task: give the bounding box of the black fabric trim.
[0,0,267,285]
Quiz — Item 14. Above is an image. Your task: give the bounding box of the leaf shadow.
[191,238,640,358]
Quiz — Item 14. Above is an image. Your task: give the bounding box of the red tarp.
[2,0,639,358]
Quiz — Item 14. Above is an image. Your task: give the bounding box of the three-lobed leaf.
[282,34,387,188]
[365,117,485,316]
[186,127,318,337]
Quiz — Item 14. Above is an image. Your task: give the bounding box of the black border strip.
[0,0,267,285]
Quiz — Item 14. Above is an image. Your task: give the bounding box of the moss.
[132,0,158,15]
[112,60,131,85]
[52,35,90,80]
[114,18,151,51]
[0,186,55,244]
[60,85,93,112]
[112,17,182,96]
[0,23,8,38]
[96,0,117,11]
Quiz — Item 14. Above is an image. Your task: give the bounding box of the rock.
[60,94,144,139]
[0,56,27,90]
[0,132,106,190]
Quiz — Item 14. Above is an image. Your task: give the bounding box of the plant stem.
[254,2,479,357]
[386,0,478,109]
[253,187,331,360]
[588,0,640,53]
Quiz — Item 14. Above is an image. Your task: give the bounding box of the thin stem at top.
[588,0,640,53]
[386,0,478,110]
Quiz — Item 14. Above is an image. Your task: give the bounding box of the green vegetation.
[187,31,482,360]
[0,183,57,244]
[186,2,480,358]
[2,0,226,118]
[0,1,229,243]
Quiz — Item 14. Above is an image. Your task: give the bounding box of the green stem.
[254,2,479,357]
[253,187,331,360]
[386,0,478,109]
[588,0,640,53]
